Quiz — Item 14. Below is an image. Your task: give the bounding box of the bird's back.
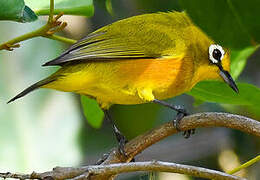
[44,11,199,66]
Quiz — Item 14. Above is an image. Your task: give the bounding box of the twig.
[48,0,55,23]
[0,161,245,180]
[87,161,245,180]
[0,172,30,179]
[0,0,76,51]
[48,34,76,44]
[228,155,260,174]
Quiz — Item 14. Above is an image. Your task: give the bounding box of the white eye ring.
[209,44,225,64]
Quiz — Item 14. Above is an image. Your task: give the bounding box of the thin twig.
[228,155,260,174]
[0,172,30,179]
[87,161,245,180]
[0,161,245,180]
[48,0,55,23]
[47,34,76,44]
[0,0,76,51]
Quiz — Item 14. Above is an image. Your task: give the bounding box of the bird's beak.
[218,65,239,93]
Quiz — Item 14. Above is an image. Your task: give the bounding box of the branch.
[0,161,245,180]
[91,112,260,180]
[100,112,260,165]
[0,112,259,180]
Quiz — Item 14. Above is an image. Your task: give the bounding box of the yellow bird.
[9,11,238,152]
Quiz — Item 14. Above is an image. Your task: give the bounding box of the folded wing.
[43,12,191,66]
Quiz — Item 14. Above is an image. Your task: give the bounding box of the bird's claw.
[183,128,195,138]
[113,124,128,157]
[118,136,128,157]
[173,107,195,138]
[96,153,109,165]
[174,110,186,131]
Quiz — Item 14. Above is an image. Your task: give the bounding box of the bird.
[8,11,238,154]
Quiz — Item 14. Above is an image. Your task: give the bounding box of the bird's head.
[192,43,238,93]
[207,44,239,93]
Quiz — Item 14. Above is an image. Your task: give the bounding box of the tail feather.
[7,78,56,104]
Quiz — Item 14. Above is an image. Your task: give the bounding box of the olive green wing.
[43,31,155,66]
[43,12,192,66]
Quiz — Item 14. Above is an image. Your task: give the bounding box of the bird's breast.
[88,57,195,105]
[119,57,195,99]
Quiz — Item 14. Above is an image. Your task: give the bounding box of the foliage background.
[0,0,259,179]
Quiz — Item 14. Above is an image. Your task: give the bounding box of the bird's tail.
[7,77,57,103]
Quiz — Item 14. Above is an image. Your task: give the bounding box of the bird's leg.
[153,99,195,138]
[104,110,128,156]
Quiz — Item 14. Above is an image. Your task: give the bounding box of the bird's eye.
[213,49,222,60]
[209,44,225,64]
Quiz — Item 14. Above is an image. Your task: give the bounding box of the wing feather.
[43,12,192,66]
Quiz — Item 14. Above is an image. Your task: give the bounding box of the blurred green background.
[0,0,259,179]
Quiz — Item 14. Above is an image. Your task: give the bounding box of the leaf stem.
[228,155,260,174]
[48,0,54,23]
[0,25,48,51]
[45,34,76,44]
[0,0,77,51]
[0,23,76,51]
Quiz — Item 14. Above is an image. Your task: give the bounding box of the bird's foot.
[96,153,110,165]
[104,110,129,157]
[173,105,195,138]
[153,100,195,138]
[112,124,128,157]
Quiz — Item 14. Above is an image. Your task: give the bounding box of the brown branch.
[92,112,260,180]
[88,161,245,180]
[0,112,259,180]
[0,161,245,180]
[99,112,260,165]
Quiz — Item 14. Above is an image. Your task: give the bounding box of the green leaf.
[81,96,104,129]
[179,0,260,49]
[136,0,181,12]
[105,0,114,16]
[192,98,205,107]
[0,0,37,22]
[187,81,260,106]
[25,0,94,17]
[230,46,258,79]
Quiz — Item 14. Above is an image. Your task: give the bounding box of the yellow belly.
[44,57,194,109]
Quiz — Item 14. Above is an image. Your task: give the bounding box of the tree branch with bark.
[0,112,259,180]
